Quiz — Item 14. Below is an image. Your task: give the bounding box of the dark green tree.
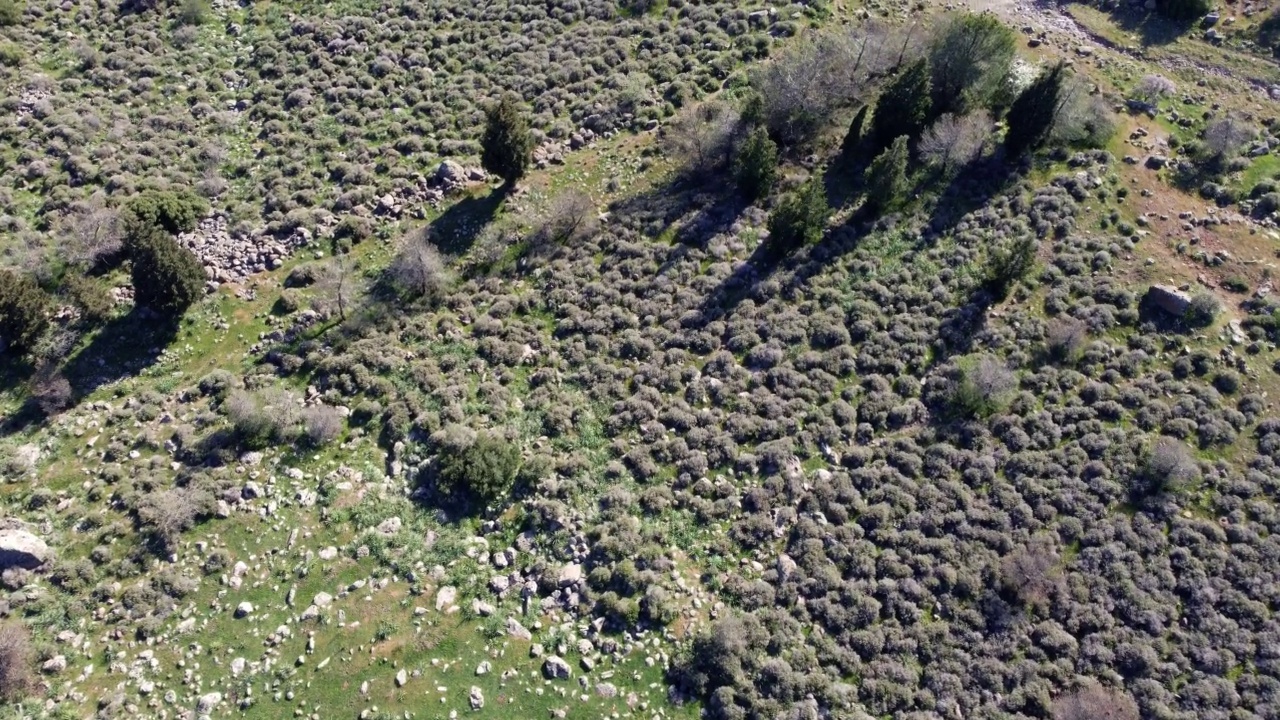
[0,269,49,355]
[126,218,206,317]
[863,136,911,214]
[480,96,534,185]
[871,58,932,150]
[766,174,830,254]
[929,13,1017,115]
[1004,62,1067,158]
[435,433,521,509]
[733,126,779,202]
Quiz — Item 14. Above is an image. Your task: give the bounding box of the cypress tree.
[871,58,932,150]
[766,174,830,255]
[863,136,911,214]
[733,126,779,202]
[1005,62,1067,158]
[481,96,534,185]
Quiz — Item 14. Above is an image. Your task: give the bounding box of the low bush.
[1183,292,1220,328]
[0,622,33,702]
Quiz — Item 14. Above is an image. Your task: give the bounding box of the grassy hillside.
[3,1,1280,720]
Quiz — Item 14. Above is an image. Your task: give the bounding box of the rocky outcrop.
[1146,285,1192,317]
[0,528,49,570]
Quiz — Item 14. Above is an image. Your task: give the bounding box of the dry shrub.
[302,405,343,447]
[1000,536,1062,609]
[135,488,215,553]
[661,100,740,176]
[1052,680,1139,720]
[0,622,34,702]
[389,234,452,302]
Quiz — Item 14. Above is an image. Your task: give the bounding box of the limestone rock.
[469,685,485,710]
[1145,285,1192,317]
[234,602,254,618]
[543,655,572,680]
[0,529,49,570]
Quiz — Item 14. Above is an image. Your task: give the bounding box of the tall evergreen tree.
[733,126,779,202]
[766,174,830,254]
[871,58,932,150]
[1004,62,1067,158]
[863,136,911,214]
[481,96,534,185]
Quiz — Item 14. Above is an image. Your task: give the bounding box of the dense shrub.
[0,622,33,702]
[1006,62,1067,157]
[929,12,1017,114]
[126,220,206,317]
[125,190,207,236]
[733,126,779,202]
[871,58,931,149]
[0,269,49,355]
[432,429,521,509]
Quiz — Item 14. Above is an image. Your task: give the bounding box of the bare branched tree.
[917,111,990,172]
[661,100,741,176]
[999,536,1063,609]
[389,233,452,302]
[0,621,34,702]
[1052,680,1140,720]
[750,20,906,147]
[1132,74,1176,105]
[539,189,597,245]
[1203,113,1256,160]
[58,200,123,269]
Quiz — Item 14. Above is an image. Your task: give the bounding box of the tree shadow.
[426,183,512,255]
[606,170,749,250]
[934,286,996,363]
[921,155,1022,243]
[59,306,181,400]
[1099,5,1200,47]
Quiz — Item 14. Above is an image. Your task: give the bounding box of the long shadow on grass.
[428,182,512,255]
[606,171,750,250]
[921,155,1022,244]
[59,307,181,401]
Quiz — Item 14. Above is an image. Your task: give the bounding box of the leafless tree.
[1049,76,1117,148]
[1203,113,1256,160]
[661,99,740,176]
[302,404,343,446]
[917,111,991,172]
[389,233,452,302]
[538,189,597,245]
[58,200,123,269]
[1132,74,1176,105]
[750,20,906,147]
[1052,680,1140,720]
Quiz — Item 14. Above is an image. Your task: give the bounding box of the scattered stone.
[41,655,66,674]
[395,668,408,687]
[507,617,532,641]
[196,692,222,714]
[1145,285,1192,317]
[376,517,402,536]
[435,586,457,611]
[475,661,491,676]
[313,592,333,608]
[234,601,254,618]
[469,686,485,710]
[558,563,582,587]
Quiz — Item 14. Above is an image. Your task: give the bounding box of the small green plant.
[177,0,209,25]
[1184,292,1221,328]
[1223,276,1249,293]
[0,0,23,26]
